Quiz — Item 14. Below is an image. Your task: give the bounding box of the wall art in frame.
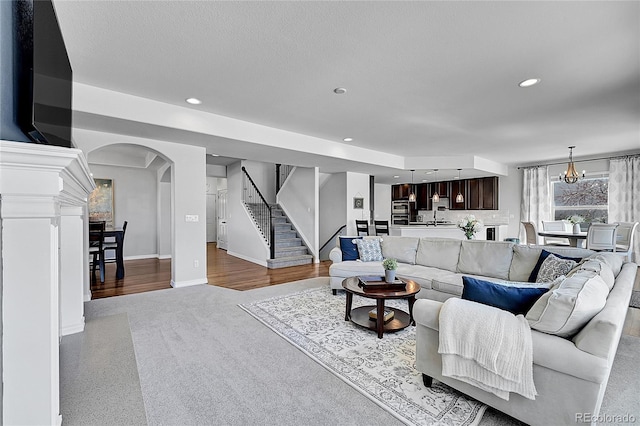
[89,178,114,228]
[353,197,364,209]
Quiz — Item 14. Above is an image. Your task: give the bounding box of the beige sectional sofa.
[329,236,638,426]
[329,236,595,298]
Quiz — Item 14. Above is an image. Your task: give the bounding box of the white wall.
[158,181,172,258]
[277,167,319,260]
[374,183,391,222]
[346,172,371,235]
[88,164,158,258]
[319,173,347,258]
[498,167,523,239]
[226,162,270,265]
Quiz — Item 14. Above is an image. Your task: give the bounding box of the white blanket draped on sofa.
[438,298,537,401]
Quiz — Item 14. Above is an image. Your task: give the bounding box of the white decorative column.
[59,206,86,335]
[0,140,94,426]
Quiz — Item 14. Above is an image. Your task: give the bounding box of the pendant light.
[432,169,440,203]
[408,170,416,202]
[455,169,464,203]
[559,146,586,184]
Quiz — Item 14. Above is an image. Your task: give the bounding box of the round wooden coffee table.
[342,276,421,339]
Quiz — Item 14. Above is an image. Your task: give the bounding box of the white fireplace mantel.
[0,139,95,426]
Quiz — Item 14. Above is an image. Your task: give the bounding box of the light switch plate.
[185,214,199,222]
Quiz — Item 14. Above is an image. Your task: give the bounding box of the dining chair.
[355,220,369,236]
[374,220,389,236]
[103,220,128,264]
[541,220,571,246]
[89,221,105,283]
[521,221,537,245]
[614,221,638,261]
[586,223,619,252]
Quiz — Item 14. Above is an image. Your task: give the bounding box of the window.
[552,176,608,223]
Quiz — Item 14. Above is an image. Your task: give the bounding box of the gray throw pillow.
[535,254,577,283]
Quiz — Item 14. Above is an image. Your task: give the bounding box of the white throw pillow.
[588,253,624,277]
[535,254,577,283]
[526,274,609,338]
[353,238,383,262]
[571,259,615,290]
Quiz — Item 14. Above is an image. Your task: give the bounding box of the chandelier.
[560,146,585,184]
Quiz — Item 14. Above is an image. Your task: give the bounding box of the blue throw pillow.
[461,276,550,315]
[340,237,362,261]
[528,249,582,282]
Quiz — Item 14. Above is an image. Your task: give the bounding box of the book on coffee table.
[357,275,406,290]
[368,308,394,322]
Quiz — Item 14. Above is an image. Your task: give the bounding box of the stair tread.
[276,245,307,251]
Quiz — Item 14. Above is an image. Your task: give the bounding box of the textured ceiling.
[53,1,640,181]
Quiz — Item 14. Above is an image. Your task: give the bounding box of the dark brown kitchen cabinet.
[481,176,499,210]
[450,180,467,210]
[465,177,499,210]
[431,182,450,199]
[392,184,413,200]
[416,183,431,210]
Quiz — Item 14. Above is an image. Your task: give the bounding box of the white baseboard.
[83,292,92,302]
[158,254,172,260]
[227,250,268,267]
[61,317,85,336]
[170,278,208,288]
[122,254,159,261]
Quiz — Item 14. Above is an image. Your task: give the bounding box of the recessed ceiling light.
[207,153,219,157]
[518,78,541,88]
[393,175,400,179]
[343,137,353,142]
[424,171,433,175]
[422,179,427,182]
[186,97,202,105]
[333,87,347,95]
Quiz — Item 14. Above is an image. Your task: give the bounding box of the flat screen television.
[16,0,73,148]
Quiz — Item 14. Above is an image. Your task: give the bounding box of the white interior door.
[217,189,228,250]
[206,193,217,243]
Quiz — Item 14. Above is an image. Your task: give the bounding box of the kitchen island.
[390,224,476,239]
[390,223,509,241]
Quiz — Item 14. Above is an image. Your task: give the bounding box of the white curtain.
[608,155,640,263]
[520,166,551,244]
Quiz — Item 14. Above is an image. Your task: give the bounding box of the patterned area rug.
[240,286,486,426]
[630,291,640,309]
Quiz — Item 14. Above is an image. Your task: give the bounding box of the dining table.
[537,230,588,248]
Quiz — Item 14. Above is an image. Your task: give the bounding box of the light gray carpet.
[60,313,147,425]
[60,278,640,426]
[239,286,486,426]
[630,291,640,309]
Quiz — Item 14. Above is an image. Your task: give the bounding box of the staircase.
[246,203,313,269]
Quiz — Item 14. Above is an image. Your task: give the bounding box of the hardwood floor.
[90,243,640,338]
[90,242,330,298]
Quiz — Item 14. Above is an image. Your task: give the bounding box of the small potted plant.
[567,215,585,234]
[382,258,398,283]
